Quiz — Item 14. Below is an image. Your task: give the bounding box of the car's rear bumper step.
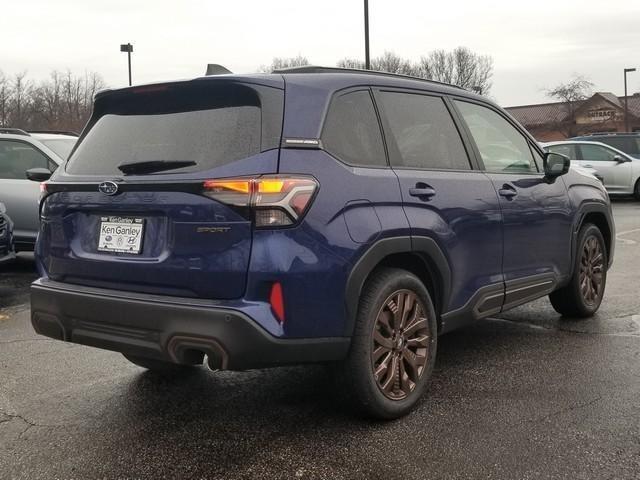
[30,278,350,370]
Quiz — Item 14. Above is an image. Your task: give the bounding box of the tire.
[634,179,640,201]
[341,268,438,420]
[549,223,607,318]
[123,353,199,375]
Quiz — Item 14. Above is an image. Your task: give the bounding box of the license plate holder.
[97,216,145,254]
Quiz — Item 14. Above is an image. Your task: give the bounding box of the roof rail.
[272,65,465,90]
[28,129,80,136]
[583,132,639,137]
[0,128,30,136]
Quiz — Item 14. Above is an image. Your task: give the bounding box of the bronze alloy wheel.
[371,289,430,400]
[579,235,605,306]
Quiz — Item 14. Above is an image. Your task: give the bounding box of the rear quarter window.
[321,89,387,167]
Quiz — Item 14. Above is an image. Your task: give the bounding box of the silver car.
[543,140,640,198]
[0,129,77,250]
[0,202,15,263]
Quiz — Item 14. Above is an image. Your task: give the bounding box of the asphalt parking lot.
[1,201,640,479]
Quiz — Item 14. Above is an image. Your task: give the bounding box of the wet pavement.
[1,201,640,479]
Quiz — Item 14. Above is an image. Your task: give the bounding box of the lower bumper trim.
[30,278,350,370]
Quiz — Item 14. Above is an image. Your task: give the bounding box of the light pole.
[624,67,636,132]
[120,43,133,86]
[364,0,370,69]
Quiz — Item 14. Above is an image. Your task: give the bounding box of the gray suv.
[0,129,77,250]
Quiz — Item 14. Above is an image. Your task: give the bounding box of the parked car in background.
[0,128,77,251]
[543,140,640,198]
[571,133,640,159]
[30,68,614,419]
[0,202,15,264]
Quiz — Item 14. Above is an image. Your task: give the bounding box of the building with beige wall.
[505,93,640,141]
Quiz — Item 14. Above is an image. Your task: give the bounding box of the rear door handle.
[409,183,436,200]
[583,164,593,168]
[498,184,517,199]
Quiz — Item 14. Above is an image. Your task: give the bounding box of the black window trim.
[0,138,57,180]
[319,86,391,170]
[371,87,480,173]
[449,97,544,176]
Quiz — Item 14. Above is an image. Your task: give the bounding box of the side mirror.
[25,167,52,182]
[544,152,570,178]
[614,155,631,163]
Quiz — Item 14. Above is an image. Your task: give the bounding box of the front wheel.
[342,268,438,420]
[549,223,607,318]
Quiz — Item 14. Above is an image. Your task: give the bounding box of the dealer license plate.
[97,216,145,254]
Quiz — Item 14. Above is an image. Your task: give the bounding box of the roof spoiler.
[205,64,233,76]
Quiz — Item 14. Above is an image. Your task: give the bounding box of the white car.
[542,140,639,198]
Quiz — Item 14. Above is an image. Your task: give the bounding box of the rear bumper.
[30,279,350,370]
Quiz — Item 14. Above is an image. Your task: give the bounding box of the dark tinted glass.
[379,92,470,170]
[66,82,282,175]
[456,101,537,173]
[594,136,628,153]
[0,140,49,179]
[322,90,387,167]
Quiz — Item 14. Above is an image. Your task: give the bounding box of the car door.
[453,100,573,307]
[374,89,504,322]
[577,143,632,193]
[0,139,56,247]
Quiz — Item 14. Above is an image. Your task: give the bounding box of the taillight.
[203,176,318,227]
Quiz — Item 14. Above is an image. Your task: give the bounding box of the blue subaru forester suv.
[31,67,614,419]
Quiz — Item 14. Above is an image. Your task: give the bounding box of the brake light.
[203,176,318,227]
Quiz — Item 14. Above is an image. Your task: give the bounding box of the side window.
[547,144,577,159]
[579,144,617,161]
[322,90,387,167]
[378,91,471,170]
[0,140,50,180]
[455,101,538,173]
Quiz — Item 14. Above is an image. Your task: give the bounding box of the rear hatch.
[38,77,284,299]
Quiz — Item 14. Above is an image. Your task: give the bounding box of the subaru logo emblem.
[98,181,119,196]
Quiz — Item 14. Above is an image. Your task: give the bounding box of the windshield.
[65,82,283,176]
[41,138,76,160]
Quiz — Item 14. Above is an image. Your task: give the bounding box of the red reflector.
[269,282,285,324]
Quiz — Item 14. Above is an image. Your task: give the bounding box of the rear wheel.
[342,268,437,420]
[123,354,199,375]
[549,223,607,318]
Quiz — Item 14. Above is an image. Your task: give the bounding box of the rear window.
[66,82,283,175]
[597,136,640,155]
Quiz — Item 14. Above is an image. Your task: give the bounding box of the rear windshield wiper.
[117,160,197,175]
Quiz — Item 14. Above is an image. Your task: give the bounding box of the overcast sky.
[5,0,640,106]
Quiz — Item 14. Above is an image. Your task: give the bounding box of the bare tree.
[545,75,594,137]
[0,70,105,132]
[338,47,493,94]
[259,55,310,73]
[418,47,493,93]
[338,52,416,75]
[0,71,9,127]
